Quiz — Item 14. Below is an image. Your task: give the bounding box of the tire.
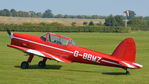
[21,61,29,69]
[126,71,130,75]
[38,61,46,68]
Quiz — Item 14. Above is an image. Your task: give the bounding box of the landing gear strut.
[38,58,47,68]
[125,68,130,75]
[21,54,34,69]
[20,54,47,69]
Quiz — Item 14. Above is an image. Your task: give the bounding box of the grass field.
[0,31,149,84]
[0,16,104,26]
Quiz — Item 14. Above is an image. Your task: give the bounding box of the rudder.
[112,38,136,62]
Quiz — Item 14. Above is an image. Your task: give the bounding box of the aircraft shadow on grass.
[66,70,126,75]
[66,69,101,73]
[14,65,62,70]
[102,72,126,75]
[15,65,126,75]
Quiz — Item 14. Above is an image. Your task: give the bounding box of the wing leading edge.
[8,45,72,63]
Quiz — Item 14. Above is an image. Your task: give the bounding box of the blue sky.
[0,0,148,16]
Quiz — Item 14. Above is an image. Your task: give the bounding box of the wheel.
[38,61,46,68]
[21,61,29,69]
[126,71,130,75]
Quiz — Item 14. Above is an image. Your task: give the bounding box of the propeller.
[6,29,11,35]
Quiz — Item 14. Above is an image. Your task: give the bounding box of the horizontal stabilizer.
[119,61,143,69]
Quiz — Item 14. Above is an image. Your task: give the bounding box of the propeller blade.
[6,29,11,35]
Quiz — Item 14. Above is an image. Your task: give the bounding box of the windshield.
[41,33,77,46]
[69,40,77,46]
[47,34,69,46]
[40,33,47,41]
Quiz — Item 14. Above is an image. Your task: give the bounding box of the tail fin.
[112,38,136,62]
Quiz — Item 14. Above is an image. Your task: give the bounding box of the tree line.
[78,14,149,31]
[0,8,149,32]
[0,22,131,33]
[1,8,149,20]
[104,15,149,27]
[0,9,105,19]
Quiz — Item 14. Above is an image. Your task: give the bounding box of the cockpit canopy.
[41,32,77,46]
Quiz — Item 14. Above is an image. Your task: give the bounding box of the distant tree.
[49,22,64,27]
[17,11,29,17]
[55,14,63,18]
[42,9,54,18]
[147,20,149,25]
[71,22,76,26]
[10,9,17,17]
[144,16,149,20]
[104,15,124,26]
[36,12,42,17]
[89,21,94,26]
[83,21,88,25]
[3,9,11,16]
[80,15,85,19]
[29,11,36,17]
[100,16,106,19]
[76,15,87,19]
[23,12,30,17]
[124,10,136,19]
[104,15,117,26]
[87,16,92,19]
[69,15,75,18]
[136,16,144,20]
[128,17,147,26]
[17,11,24,17]
[91,15,98,19]
[114,15,124,26]
[0,10,4,16]
[96,22,103,26]
[64,15,69,18]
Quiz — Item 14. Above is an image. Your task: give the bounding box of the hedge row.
[130,26,149,31]
[0,24,131,33]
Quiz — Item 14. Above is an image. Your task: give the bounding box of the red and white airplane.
[7,30,143,75]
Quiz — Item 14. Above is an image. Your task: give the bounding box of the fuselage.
[10,33,123,68]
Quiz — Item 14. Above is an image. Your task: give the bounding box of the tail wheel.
[38,61,46,68]
[21,61,29,69]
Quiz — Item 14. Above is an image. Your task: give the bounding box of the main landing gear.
[21,61,29,69]
[124,68,130,75]
[21,54,47,69]
[38,58,47,68]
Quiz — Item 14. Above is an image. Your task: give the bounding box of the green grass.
[0,16,104,26]
[0,31,149,84]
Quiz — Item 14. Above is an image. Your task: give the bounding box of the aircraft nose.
[6,29,13,39]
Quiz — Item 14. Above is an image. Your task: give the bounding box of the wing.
[8,45,72,63]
